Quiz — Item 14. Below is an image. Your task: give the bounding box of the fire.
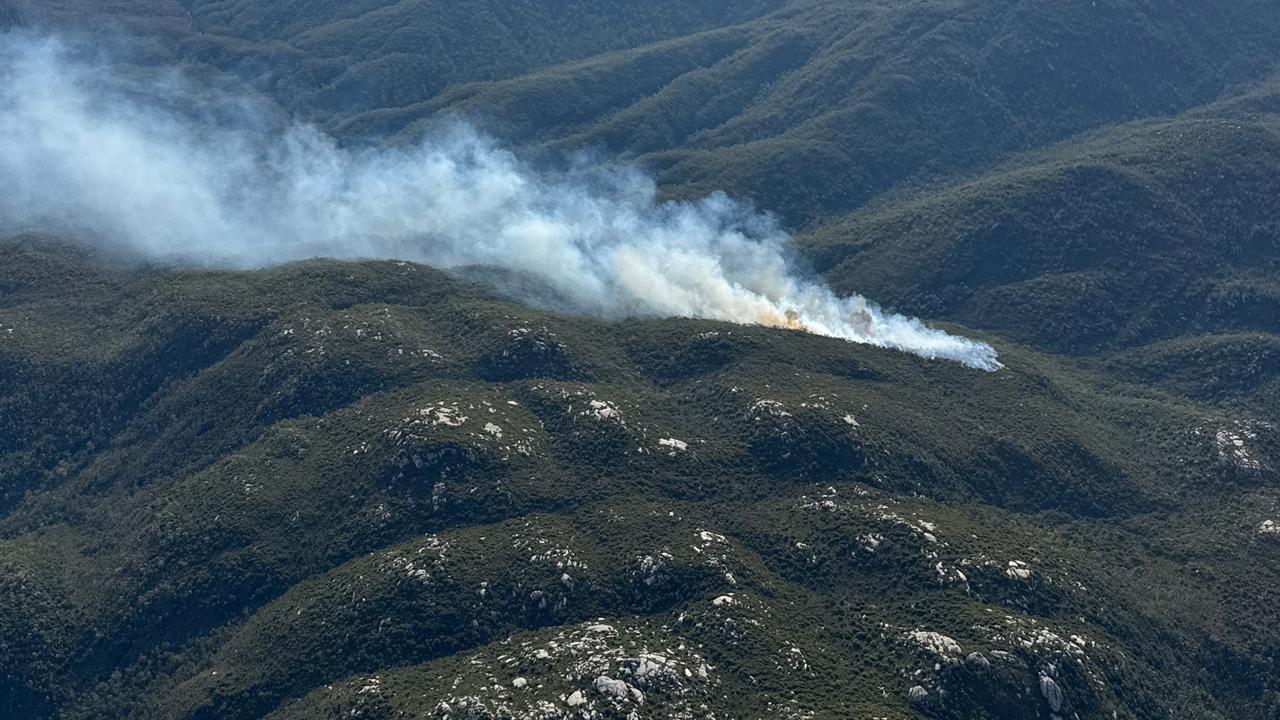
[756,307,874,339]
[752,307,810,332]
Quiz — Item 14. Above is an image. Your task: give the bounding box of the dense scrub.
[1,1,1280,717]
[0,243,1277,719]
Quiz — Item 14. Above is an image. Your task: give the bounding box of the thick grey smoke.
[0,33,1001,370]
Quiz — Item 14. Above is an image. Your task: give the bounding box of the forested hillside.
[2,235,1278,720]
[1,1,1279,719]
[10,1,1280,217]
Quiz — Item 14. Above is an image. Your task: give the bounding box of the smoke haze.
[0,33,1001,370]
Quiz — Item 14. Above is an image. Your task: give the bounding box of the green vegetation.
[803,114,1280,353]
[9,0,1280,221]
[1,238,1278,718]
[2,0,1280,718]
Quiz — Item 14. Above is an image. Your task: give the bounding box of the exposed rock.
[658,437,688,453]
[906,630,962,658]
[629,657,673,688]
[416,404,468,428]
[750,399,792,419]
[965,652,991,671]
[593,675,630,700]
[1040,674,1064,712]
[908,685,929,704]
[1201,419,1274,473]
[582,399,622,423]
[1006,560,1033,580]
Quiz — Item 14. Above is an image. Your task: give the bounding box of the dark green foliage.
[12,0,1280,225]
[803,117,1280,355]
[623,322,747,384]
[0,244,1277,719]
[475,324,582,382]
[2,0,1280,718]
[1104,334,1280,415]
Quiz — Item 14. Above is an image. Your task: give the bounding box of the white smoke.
[0,33,1001,371]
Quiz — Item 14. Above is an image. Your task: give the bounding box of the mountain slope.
[2,1,1280,718]
[9,0,1280,224]
[1,0,783,115]
[803,113,1280,353]
[2,238,1279,719]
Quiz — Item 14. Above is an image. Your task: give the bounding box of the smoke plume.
[0,33,1001,370]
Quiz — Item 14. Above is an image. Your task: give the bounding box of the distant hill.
[0,0,783,118]
[8,1,1280,223]
[804,112,1280,351]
